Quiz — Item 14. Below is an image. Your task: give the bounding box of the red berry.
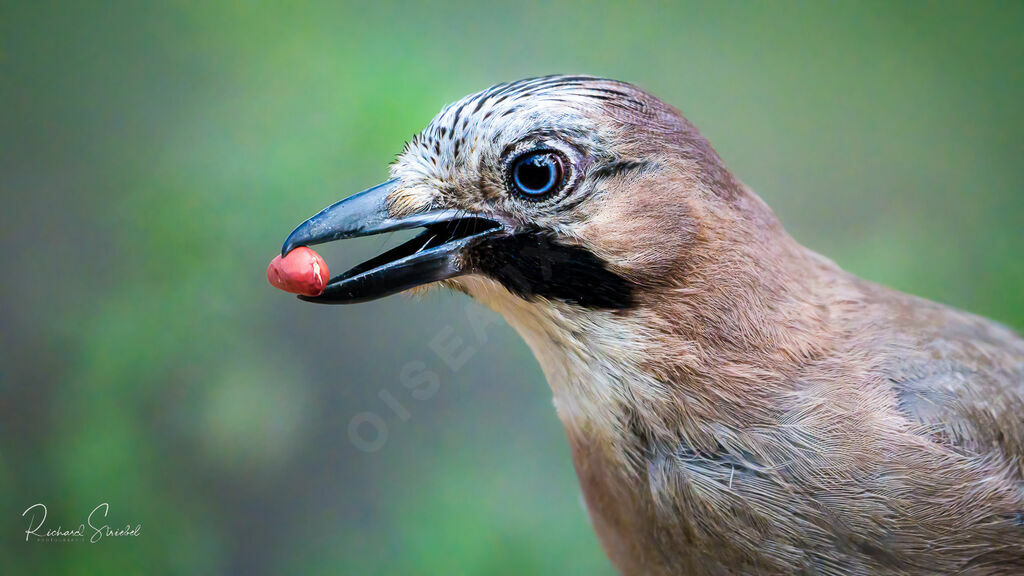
[267,246,330,297]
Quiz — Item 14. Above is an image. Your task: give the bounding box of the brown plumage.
[282,76,1024,575]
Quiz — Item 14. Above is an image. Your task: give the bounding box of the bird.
[279,76,1024,575]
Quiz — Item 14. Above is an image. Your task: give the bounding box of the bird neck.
[460,274,652,443]
[460,231,845,469]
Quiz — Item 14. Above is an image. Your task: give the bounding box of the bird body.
[281,76,1024,575]
[462,217,1024,575]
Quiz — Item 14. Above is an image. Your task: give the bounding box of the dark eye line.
[591,159,656,180]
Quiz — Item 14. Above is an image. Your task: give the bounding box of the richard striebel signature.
[22,503,142,543]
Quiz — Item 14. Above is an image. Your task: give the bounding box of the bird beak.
[281,179,505,304]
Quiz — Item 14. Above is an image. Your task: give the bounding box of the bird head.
[281,76,809,347]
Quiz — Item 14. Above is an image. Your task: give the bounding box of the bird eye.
[509,151,565,200]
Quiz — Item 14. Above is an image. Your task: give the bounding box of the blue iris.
[512,152,563,198]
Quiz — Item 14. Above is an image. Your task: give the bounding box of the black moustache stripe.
[469,230,637,310]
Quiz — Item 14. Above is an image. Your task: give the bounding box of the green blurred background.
[2,1,1022,574]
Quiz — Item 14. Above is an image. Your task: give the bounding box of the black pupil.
[514,153,559,196]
